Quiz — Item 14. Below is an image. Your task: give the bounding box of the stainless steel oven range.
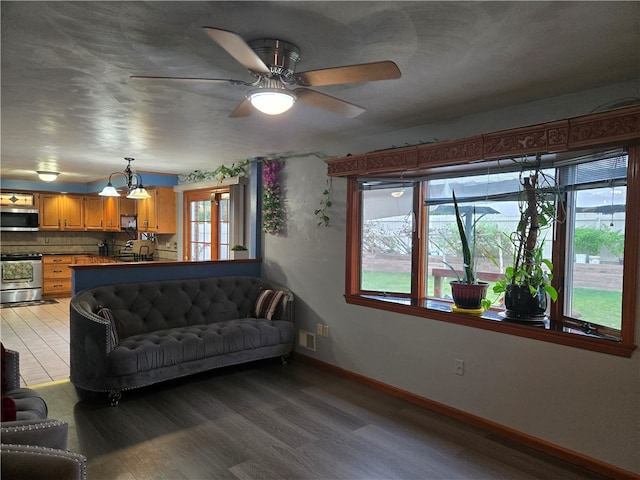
[0,253,43,303]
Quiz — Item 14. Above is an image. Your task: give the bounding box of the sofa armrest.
[70,301,111,391]
[1,443,86,480]
[1,419,68,450]
[4,349,21,391]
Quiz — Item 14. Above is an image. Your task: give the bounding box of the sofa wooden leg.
[281,353,291,366]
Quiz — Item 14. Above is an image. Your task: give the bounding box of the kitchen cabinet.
[42,254,121,297]
[103,196,120,231]
[84,196,104,231]
[137,187,176,233]
[39,194,84,231]
[119,197,136,217]
[39,194,63,230]
[42,255,73,296]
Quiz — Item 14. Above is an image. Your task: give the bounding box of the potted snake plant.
[449,191,490,311]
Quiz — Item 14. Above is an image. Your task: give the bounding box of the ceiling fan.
[130,27,401,118]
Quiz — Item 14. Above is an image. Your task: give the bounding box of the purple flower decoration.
[262,160,284,235]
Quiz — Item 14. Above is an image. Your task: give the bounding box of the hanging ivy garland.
[180,151,332,235]
[262,159,284,235]
[178,159,252,183]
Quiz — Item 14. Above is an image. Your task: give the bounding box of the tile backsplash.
[0,231,178,260]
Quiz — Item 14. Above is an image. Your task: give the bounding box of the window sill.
[345,294,637,358]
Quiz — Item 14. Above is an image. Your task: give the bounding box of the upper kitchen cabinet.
[137,187,176,233]
[119,197,136,217]
[84,195,104,231]
[103,196,120,232]
[39,193,84,231]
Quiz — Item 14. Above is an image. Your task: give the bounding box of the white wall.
[260,80,640,474]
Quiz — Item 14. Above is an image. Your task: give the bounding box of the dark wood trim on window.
[331,105,640,357]
[327,106,640,177]
[621,144,640,343]
[343,294,635,357]
[412,182,427,299]
[345,178,361,296]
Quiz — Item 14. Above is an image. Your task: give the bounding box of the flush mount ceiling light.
[36,171,59,182]
[99,157,151,199]
[247,78,296,115]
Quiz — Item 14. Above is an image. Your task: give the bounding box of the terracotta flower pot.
[450,281,489,309]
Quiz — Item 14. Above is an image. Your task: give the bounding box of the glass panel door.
[184,189,229,261]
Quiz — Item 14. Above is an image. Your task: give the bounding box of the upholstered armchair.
[1,345,87,480]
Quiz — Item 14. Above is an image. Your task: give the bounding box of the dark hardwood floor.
[38,359,606,479]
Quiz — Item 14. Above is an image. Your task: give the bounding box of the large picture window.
[349,147,637,357]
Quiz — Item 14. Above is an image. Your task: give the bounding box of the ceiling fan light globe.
[99,184,120,197]
[248,89,296,115]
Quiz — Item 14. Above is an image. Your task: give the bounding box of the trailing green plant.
[231,245,247,251]
[315,178,333,227]
[492,162,559,302]
[179,159,252,183]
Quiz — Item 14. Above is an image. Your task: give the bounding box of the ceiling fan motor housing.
[248,39,301,80]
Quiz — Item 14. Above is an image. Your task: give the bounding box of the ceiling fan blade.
[202,27,270,74]
[296,61,401,87]
[129,75,251,85]
[229,98,254,118]
[294,88,366,118]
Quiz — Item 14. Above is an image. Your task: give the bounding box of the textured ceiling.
[1,1,638,184]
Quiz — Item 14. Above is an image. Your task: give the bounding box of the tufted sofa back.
[72,276,293,339]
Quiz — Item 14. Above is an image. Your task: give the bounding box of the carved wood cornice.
[569,107,640,148]
[366,146,418,173]
[327,105,640,177]
[482,120,569,159]
[417,136,483,167]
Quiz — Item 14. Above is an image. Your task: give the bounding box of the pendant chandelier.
[99,157,151,199]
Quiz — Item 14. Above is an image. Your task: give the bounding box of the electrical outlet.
[44,237,50,243]
[317,323,323,335]
[455,359,464,376]
[322,325,329,337]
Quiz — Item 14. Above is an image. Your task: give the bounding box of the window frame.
[336,108,639,357]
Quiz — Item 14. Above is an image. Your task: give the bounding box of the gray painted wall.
[264,80,640,473]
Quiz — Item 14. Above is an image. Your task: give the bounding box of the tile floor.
[1,298,71,387]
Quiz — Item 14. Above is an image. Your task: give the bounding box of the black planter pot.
[504,284,547,318]
[450,281,489,310]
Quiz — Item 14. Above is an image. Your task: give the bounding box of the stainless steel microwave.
[0,207,39,231]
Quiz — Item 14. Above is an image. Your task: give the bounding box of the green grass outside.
[361,272,622,330]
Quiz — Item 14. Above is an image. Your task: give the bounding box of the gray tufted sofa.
[70,276,295,405]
